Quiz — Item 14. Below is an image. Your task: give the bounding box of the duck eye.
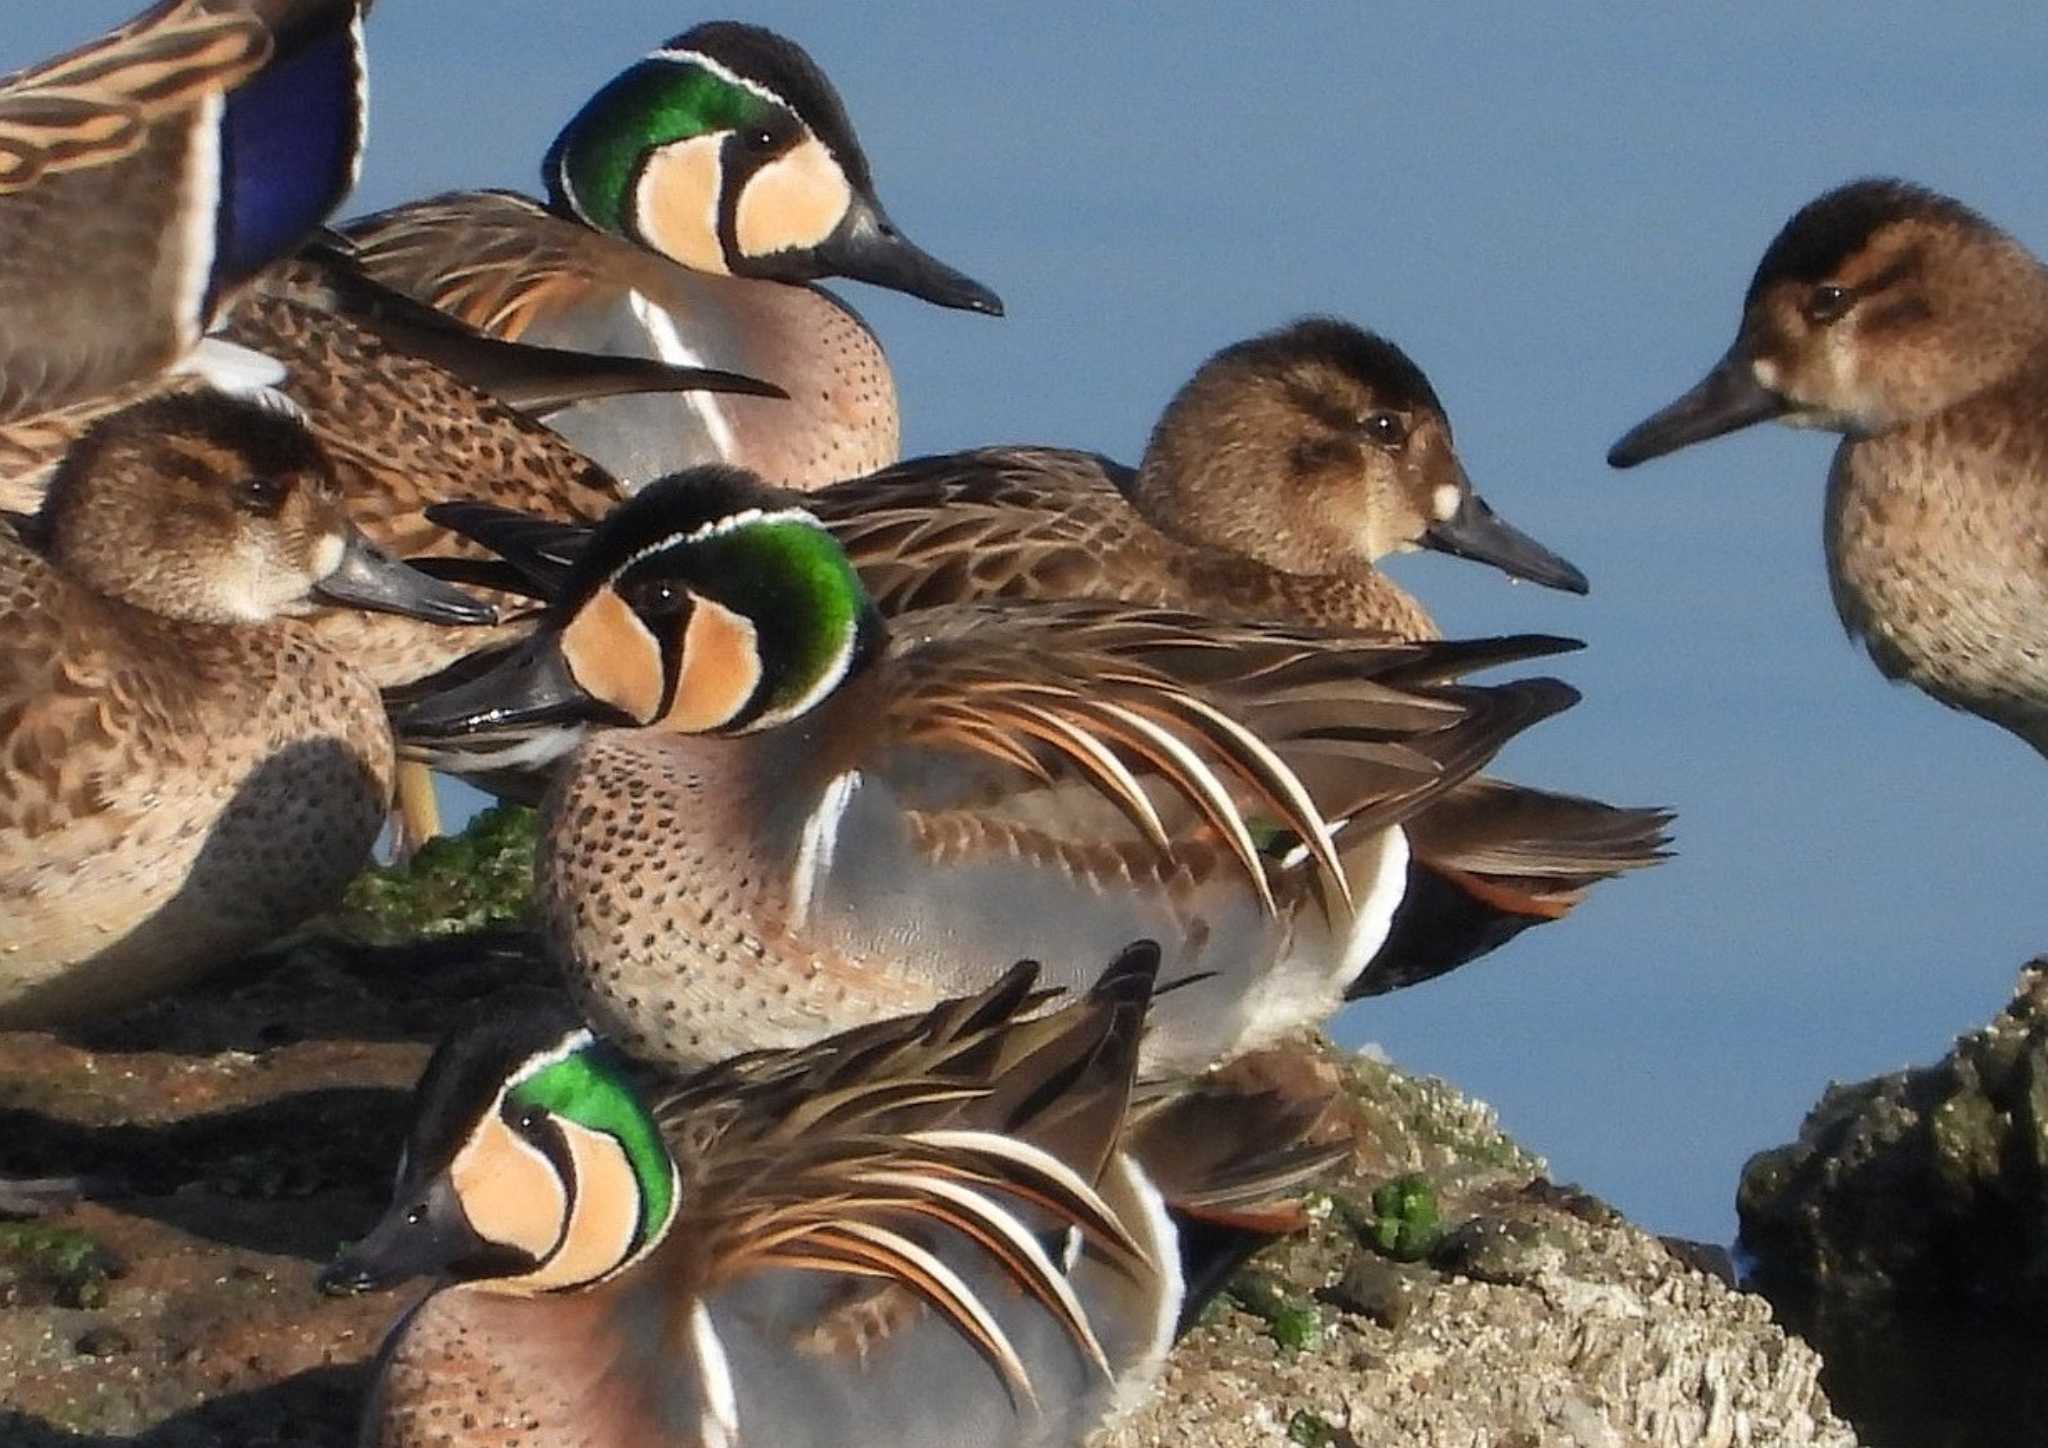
[625,578,683,614]
[235,476,291,515]
[404,1203,427,1226]
[1803,284,1854,325]
[1361,413,1408,449]
[741,126,778,154]
[517,1109,541,1133]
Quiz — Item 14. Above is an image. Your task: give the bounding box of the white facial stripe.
[627,289,737,461]
[758,610,858,727]
[508,1028,597,1091]
[610,506,826,581]
[1431,482,1463,522]
[650,48,784,108]
[1752,358,1781,390]
[312,533,345,580]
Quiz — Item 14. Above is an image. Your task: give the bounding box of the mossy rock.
[336,805,538,944]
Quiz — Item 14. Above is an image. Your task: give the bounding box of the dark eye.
[404,1203,426,1226]
[1360,412,1408,449]
[235,476,291,515]
[742,126,777,153]
[1803,284,1854,325]
[626,578,682,613]
[517,1109,540,1133]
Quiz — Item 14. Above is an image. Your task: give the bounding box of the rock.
[1101,1045,1859,1448]
[1739,958,2048,1307]
[0,814,1860,1446]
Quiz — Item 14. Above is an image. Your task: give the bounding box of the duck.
[814,317,1588,632]
[0,0,370,429]
[0,389,490,1030]
[343,19,1003,490]
[424,319,1667,991]
[321,943,1340,1448]
[395,464,1590,1077]
[1609,178,2048,759]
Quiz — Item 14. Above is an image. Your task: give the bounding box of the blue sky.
[26,4,2048,1242]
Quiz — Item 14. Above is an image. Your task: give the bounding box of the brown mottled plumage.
[0,245,779,689]
[817,319,1587,635]
[1611,178,2048,758]
[0,391,481,1025]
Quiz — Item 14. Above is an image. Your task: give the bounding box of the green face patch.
[510,1047,675,1251]
[546,59,777,232]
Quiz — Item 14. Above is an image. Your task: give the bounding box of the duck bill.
[315,530,498,624]
[392,635,595,739]
[1607,348,1789,468]
[1423,489,1589,595]
[809,194,1005,315]
[320,1176,512,1295]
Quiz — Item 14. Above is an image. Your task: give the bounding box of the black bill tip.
[1423,491,1590,596]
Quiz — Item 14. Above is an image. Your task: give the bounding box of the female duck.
[1611,179,2048,760]
[399,466,1584,1076]
[0,391,488,1026]
[346,20,1002,488]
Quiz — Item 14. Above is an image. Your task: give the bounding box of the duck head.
[1609,178,2048,466]
[1132,318,1586,593]
[33,391,491,627]
[544,21,1002,315]
[321,994,678,1296]
[395,465,883,758]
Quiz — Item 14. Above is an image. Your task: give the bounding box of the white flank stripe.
[688,1300,740,1448]
[788,771,859,931]
[626,288,739,463]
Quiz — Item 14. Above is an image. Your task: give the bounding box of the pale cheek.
[312,532,345,580]
[1430,483,1462,523]
[734,137,852,260]
[638,136,729,275]
[561,585,666,724]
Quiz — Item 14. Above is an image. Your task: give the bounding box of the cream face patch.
[637,135,729,275]
[562,583,666,724]
[662,595,762,732]
[734,136,851,260]
[451,1113,569,1263]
